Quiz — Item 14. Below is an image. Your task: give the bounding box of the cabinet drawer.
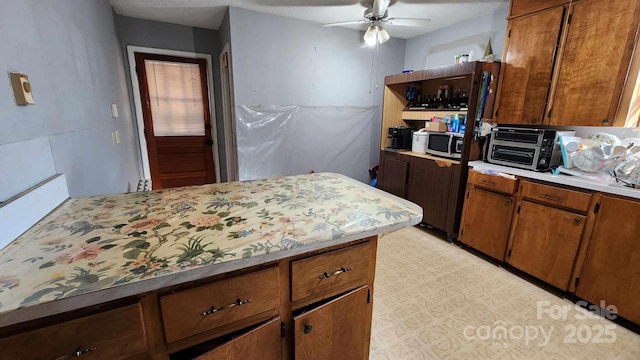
[522,181,592,212]
[0,304,146,360]
[468,170,518,195]
[160,267,279,343]
[291,243,370,303]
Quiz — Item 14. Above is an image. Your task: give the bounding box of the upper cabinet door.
[548,0,640,126]
[494,7,566,125]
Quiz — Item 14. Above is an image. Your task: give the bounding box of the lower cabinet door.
[407,157,453,230]
[576,196,640,324]
[507,200,585,290]
[191,317,281,360]
[380,154,409,198]
[294,286,371,360]
[459,187,515,261]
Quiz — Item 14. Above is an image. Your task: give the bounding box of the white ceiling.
[110,0,506,39]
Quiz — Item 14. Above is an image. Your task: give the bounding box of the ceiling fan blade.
[385,18,432,27]
[372,0,390,17]
[323,19,368,27]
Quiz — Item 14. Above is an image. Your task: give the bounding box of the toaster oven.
[486,127,575,171]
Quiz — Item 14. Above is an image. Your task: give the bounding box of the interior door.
[135,53,216,189]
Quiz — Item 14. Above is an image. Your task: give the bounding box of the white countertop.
[468,161,640,200]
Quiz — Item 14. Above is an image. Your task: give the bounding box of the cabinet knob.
[574,218,582,225]
[602,119,610,125]
[505,199,512,205]
[304,324,313,334]
[532,118,539,124]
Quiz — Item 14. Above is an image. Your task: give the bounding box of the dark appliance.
[487,127,575,171]
[388,126,413,149]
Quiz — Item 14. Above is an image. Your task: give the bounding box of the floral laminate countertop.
[0,173,421,323]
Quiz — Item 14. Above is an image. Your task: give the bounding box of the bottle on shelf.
[460,91,469,108]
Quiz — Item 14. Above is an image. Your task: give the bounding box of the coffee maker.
[388,126,413,149]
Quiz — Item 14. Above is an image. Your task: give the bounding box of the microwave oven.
[486,127,575,171]
[425,132,464,159]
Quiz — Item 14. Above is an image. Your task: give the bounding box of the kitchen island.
[0,172,421,360]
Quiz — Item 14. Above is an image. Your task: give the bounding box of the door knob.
[205,140,213,146]
[304,324,313,334]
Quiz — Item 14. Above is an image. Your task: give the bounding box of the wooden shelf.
[393,150,461,165]
[385,62,478,85]
[402,110,467,121]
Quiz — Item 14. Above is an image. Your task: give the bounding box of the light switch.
[9,73,35,105]
[114,130,120,144]
[111,104,119,118]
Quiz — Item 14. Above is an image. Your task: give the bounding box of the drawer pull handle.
[480,179,496,186]
[540,193,562,202]
[201,298,253,316]
[54,346,96,359]
[319,267,353,279]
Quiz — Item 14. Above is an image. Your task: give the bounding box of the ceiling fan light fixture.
[364,24,390,46]
[377,26,390,44]
[364,25,379,46]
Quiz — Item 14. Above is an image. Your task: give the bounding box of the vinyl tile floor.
[369,226,640,360]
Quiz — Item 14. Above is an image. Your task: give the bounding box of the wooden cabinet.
[0,304,146,360]
[378,62,501,240]
[378,150,409,198]
[0,238,378,360]
[459,171,518,261]
[507,200,586,290]
[576,196,640,324]
[507,181,593,290]
[407,157,454,231]
[462,168,640,326]
[294,287,371,360]
[495,0,640,126]
[495,6,565,125]
[548,0,640,126]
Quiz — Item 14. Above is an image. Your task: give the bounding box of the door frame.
[127,45,221,183]
[219,42,239,182]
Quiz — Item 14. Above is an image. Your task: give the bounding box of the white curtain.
[145,60,205,136]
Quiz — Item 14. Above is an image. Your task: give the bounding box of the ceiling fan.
[323,0,431,46]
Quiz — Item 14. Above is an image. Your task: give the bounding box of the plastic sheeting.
[236,105,381,183]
